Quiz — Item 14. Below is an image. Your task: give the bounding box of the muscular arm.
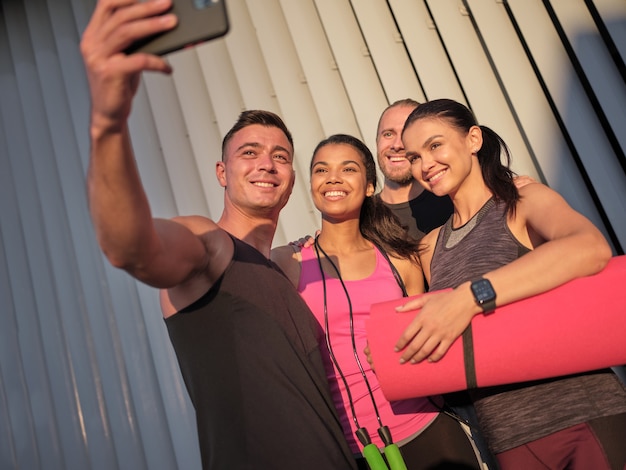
[480,183,611,306]
[83,0,227,289]
[396,184,612,363]
[87,124,218,288]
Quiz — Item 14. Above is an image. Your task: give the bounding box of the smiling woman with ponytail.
[393,98,626,469]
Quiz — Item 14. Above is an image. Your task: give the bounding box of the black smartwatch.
[470,278,496,314]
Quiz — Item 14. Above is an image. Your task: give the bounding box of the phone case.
[125,0,229,56]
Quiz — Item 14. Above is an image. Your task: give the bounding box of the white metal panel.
[314,0,387,154]
[0,74,62,469]
[221,0,282,111]
[30,0,179,465]
[351,0,424,103]
[550,0,626,151]
[97,261,180,470]
[388,0,465,103]
[282,0,389,201]
[143,73,210,217]
[133,280,201,470]
[0,226,23,470]
[4,2,120,469]
[466,0,602,223]
[194,41,240,221]
[245,0,326,244]
[128,86,180,219]
[279,0,361,138]
[464,0,543,182]
[591,0,626,64]
[47,0,93,170]
[127,82,206,470]
[508,0,626,250]
[96,82,202,463]
[195,39,243,137]
[167,50,224,221]
[425,0,536,180]
[506,0,574,104]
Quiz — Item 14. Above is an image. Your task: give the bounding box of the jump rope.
[314,237,408,470]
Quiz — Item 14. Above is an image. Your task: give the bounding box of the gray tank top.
[429,198,626,453]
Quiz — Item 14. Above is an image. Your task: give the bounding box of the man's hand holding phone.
[124,0,229,56]
[81,0,179,134]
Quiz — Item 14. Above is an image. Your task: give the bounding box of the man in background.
[374,99,454,241]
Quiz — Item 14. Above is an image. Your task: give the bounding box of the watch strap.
[480,297,496,314]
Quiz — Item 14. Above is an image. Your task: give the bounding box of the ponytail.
[477,125,519,215]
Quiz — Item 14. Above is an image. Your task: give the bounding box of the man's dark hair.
[221,110,293,161]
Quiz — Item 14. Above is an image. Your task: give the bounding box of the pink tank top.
[298,244,439,453]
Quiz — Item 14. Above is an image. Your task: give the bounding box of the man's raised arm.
[81,0,210,288]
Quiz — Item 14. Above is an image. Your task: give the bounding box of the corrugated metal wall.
[1,0,624,469]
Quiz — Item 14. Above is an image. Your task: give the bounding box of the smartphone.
[125,0,229,56]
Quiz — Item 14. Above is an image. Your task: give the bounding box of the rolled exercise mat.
[366,255,626,401]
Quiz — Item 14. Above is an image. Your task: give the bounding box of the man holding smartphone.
[80,1,356,469]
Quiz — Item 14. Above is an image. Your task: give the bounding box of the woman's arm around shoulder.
[271,244,302,288]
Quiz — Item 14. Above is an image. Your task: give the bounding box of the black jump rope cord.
[314,238,408,470]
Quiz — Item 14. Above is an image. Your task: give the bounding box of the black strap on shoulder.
[372,242,408,297]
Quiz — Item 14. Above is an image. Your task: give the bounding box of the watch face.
[472,278,495,303]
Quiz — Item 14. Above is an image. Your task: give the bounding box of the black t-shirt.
[377,190,453,241]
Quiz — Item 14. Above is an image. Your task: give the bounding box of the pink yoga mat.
[366,256,626,401]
